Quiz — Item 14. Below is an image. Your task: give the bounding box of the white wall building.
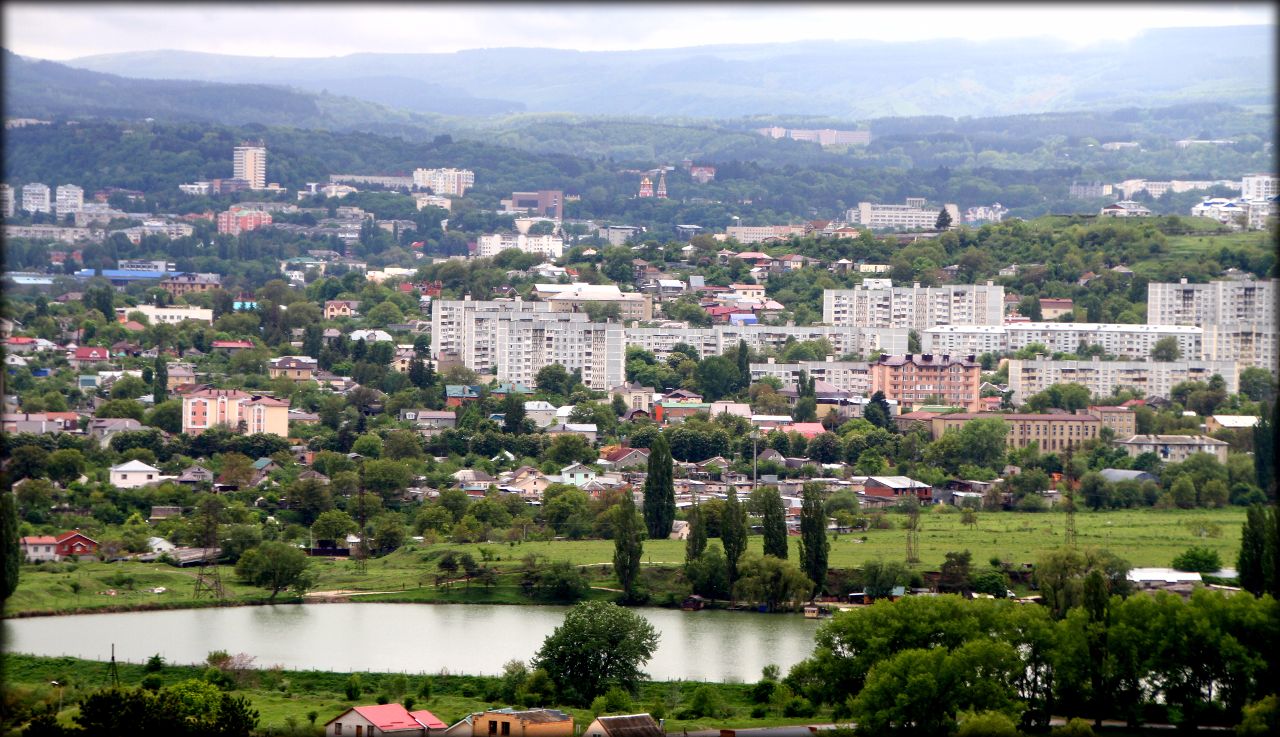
[626,324,908,363]
[1006,357,1241,405]
[725,225,806,244]
[21,183,51,214]
[412,167,474,196]
[115,304,214,324]
[847,198,959,230]
[1005,322,1202,360]
[0,184,14,218]
[475,233,564,259]
[1241,173,1277,202]
[233,143,268,190]
[110,460,167,489]
[1147,278,1277,369]
[55,184,84,216]
[750,358,873,395]
[922,325,1009,355]
[823,282,1005,330]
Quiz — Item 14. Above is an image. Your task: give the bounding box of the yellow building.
[1083,405,1136,438]
[931,412,1101,453]
[181,388,289,437]
[468,709,573,737]
[268,356,318,382]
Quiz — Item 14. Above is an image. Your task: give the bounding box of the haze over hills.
[62,25,1274,119]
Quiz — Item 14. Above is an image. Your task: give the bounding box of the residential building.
[55,184,84,215]
[1146,278,1277,368]
[475,233,564,259]
[110,460,167,489]
[1005,357,1240,405]
[627,324,908,363]
[725,225,806,244]
[0,184,14,217]
[501,190,563,220]
[922,325,1008,355]
[823,282,1004,330]
[1241,173,1277,202]
[847,198,959,230]
[414,193,453,211]
[931,412,1101,452]
[1205,414,1259,434]
[1005,323,1202,360]
[160,273,222,297]
[412,167,474,196]
[756,126,871,146]
[750,358,873,395]
[324,703,445,737]
[581,714,664,737]
[1099,201,1152,217]
[1069,181,1113,198]
[233,141,268,190]
[327,173,415,189]
[181,388,289,437]
[870,354,982,411]
[115,305,213,325]
[542,284,652,322]
[4,224,97,243]
[325,300,361,320]
[399,408,457,431]
[602,225,644,245]
[1039,298,1075,320]
[70,346,112,368]
[217,207,273,235]
[690,165,716,183]
[1083,406,1137,438]
[1117,434,1230,463]
[268,356,318,382]
[466,709,573,737]
[21,183,51,213]
[20,531,99,562]
[611,381,655,413]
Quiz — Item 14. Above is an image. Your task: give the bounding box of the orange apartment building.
[930,412,1102,453]
[181,387,289,437]
[870,354,981,411]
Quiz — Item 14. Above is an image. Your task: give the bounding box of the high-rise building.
[1146,278,1277,369]
[21,183,51,214]
[412,168,474,196]
[1006,356,1240,405]
[0,184,14,218]
[847,199,959,230]
[55,185,84,216]
[233,141,268,190]
[823,282,1005,330]
[1241,173,1277,201]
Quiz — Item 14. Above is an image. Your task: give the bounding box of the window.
[334,724,342,735]
[502,723,511,736]
[490,721,498,735]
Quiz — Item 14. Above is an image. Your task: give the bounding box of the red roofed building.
[70,345,111,367]
[181,387,289,437]
[20,531,99,562]
[211,340,256,353]
[324,703,446,736]
[788,423,828,439]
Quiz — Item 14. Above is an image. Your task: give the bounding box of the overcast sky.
[4,2,1273,60]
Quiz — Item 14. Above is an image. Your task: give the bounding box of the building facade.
[233,142,267,190]
[1117,434,1230,464]
[55,184,84,215]
[181,388,289,437]
[160,273,222,297]
[930,412,1102,453]
[21,183,51,213]
[475,233,564,259]
[1005,356,1239,404]
[1005,323,1203,360]
[870,354,982,411]
[115,305,213,324]
[847,198,959,230]
[823,282,1004,330]
[750,358,873,395]
[413,167,475,196]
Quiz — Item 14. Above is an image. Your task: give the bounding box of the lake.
[4,603,823,682]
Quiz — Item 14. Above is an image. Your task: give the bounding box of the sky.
[3,2,1274,60]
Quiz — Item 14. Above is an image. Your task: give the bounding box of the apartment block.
[181,388,288,437]
[870,354,982,411]
[160,273,222,297]
[537,283,652,322]
[922,325,1008,355]
[233,142,267,190]
[328,174,414,189]
[501,190,564,220]
[21,183,51,214]
[413,168,474,196]
[217,207,273,235]
[115,305,214,325]
[749,359,873,395]
[1241,173,1277,202]
[0,184,14,218]
[823,282,1004,330]
[626,325,908,364]
[725,225,806,244]
[1005,323,1202,360]
[1117,434,1229,464]
[1005,357,1239,405]
[55,184,84,215]
[931,412,1101,453]
[1147,278,1277,369]
[493,315,626,391]
[475,233,564,259]
[847,198,959,231]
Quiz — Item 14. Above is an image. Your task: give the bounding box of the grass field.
[5,508,1247,617]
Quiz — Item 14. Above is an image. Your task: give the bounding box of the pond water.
[4,603,823,681]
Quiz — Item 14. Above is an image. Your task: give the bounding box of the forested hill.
[1,50,446,135]
[64,25,1274,118]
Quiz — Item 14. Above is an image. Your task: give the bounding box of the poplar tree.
[721,488,748,589]
[760,486,788,559]
[1,491,19,602]
[736,339,750,390]
[1238,504,1268,596]
[798,483,829,598]
[152,356,168,404]
[642,435,675,540]
[685,502,707,566]
[612,493,643,601]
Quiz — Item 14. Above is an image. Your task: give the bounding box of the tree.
[502,394,527,435]
[47,449,86,486]
[861,559,908,599]
[152,356,168,404]
[547,434,596,466]
[735,339,750,390]
[1254,403,1274,496]
[1237,504,1269,595]
[532,601,660,706]
[642,434,675,540]
[695,355,740,402]
[938,550,973,593]
[935,207,953,231]
[798,483,829,598]
[312,510,357,546]
[612,493,643,600]
[863,391,892,430]
[685,502,707,566]
[1,491,19,602]
[1033,546,1130,620]
[732,553,812,612]
[720,488,748,591]
[536,363,572,396]
[1238,367,1277,403]
[235,541,313,600]
[760,486,788,559]
[1151,336,1182,361]
[1170,546,1221,573]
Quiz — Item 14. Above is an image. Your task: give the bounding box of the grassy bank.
[4,508,1246,617]
[0,653,823,735]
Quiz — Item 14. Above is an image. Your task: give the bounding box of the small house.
[324,703,446,737]
[581,714,664,737]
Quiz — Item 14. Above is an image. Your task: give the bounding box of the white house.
[558,462,598,487]
[109,460,168,489]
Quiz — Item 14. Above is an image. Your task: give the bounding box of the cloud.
[2,2,1273,60]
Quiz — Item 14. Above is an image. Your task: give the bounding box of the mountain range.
[58,25,1274,119]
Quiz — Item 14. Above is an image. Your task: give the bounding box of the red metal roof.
[347,704,426,731]
[409,710,446,730]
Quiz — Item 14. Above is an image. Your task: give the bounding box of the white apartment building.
[0,184,13,218]
[847,198,959,231]
[475,233,564,259]
[626,325,908,363]
[413,168,475,196]
[1006,357,1241,405]
[1241,174,1277,202]
[1115,179,1238,199]
[750,359,873,395]
[115,304,214,325]
[1005,322,1203,360]
[725,225,806,244]
[1147,278,1277,369]
[21,183,51,214]
[823,282,1004,330]
[55,184,84,216]
[414,193,452,211]
[233,143,268,190]
[922,325,1009,355]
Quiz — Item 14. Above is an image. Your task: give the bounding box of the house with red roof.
[20,531,99,562]
[787,422,828,439]
[211,340,256,353]
[324,703,446,736]
[70,345,111,368]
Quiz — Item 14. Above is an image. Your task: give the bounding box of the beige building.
[1117,434,1230,464]
[233,142,267,190]
[467,709,573,737]
[848,198,959,230]
[823,282,1004,330]
[181,388,289,437]
[871,354,981,411]
[325,300,361,320]
[611,381,655,412]
[1005,356,1239,405]
[268,356,318,382]
[931,412,1102,453]
[1082,406,1136,438]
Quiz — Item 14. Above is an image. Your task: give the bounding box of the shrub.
[1171,546,1222,573]
[782,696,816,718]
[956,711,1020,737]
[144,654,165,673]
[140,675,162,691]
[1051,718,1096,737]
[687,684,728,718]
[345,674,362,701]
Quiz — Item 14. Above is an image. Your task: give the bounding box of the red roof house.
[325,703,446,735]
[71,346,111,366]
[56,530,99,558]
[211,340,256,352]
[788,423,828,439]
